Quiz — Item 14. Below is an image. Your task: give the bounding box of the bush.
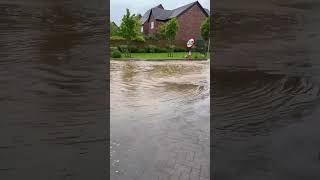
[133,35,146,42]
[137,48,145,53]
[165,45,175,53]
[146,45,157,53]
[174,47,186,52]
[158,48,167,53]
[195,37,206,54]
[145,35,159,41]
[129,46,139,53]
[111,50,122,58]
[154,46,161,53]
[117,45,128,53]
[110,47,118,52]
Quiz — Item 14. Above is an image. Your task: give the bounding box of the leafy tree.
[119,9,142,57]
[156,18,178,57]
[156,23,166,40]
[165,18,179,57]
[200,17,210,41]
[200,17,210,57]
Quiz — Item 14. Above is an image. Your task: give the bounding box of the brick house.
[140,1,209,41]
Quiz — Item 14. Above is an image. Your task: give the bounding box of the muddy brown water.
[0,0,108,179]
[213,1,320,179]
[110,60,210,179]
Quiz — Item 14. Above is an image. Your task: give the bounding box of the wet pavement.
[110,60,210,180]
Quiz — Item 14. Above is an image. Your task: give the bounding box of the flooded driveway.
[110,60,210,180]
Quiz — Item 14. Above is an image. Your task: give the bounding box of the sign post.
[186,38,194,59]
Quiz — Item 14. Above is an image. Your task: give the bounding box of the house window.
[141,26,143,32]
[151,21,154,29]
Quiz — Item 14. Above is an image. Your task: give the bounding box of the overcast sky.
[110,0,210,25]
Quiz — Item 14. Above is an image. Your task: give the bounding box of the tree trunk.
[167,39,170,57]
[170,39,173,57]
[127,40,131,58]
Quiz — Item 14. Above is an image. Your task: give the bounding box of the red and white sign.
[187,38,195,48]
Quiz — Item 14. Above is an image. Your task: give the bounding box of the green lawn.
[116,52,209,60]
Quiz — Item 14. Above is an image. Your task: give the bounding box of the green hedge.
[116,45,155,53]
[133,35,146,42]
[110,46,118,52]
[114,44,188,54]
[174,47,186,52]
[110,36,145,42]
[110,36,125,41]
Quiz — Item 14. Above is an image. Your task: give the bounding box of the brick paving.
[111,114,210,180]
[155,129,210,180]
[110,61,210,180]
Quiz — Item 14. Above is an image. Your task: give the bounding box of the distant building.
[111,21,119,29]
[140,1,209,41]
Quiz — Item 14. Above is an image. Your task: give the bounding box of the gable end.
[176,2,209,18]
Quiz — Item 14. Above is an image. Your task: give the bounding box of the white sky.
[110,0,210,25]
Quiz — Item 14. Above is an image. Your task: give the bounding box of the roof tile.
[141,1,209,24]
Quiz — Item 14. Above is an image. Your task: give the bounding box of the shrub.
[110,47,118,52]
[111,50,122,58]
[133,35,146,42]
[137,48,145,53]
[146,45,157,53]
[174,47,186,52]
[129,46,139,53]
[158,48,167,53]
[154,46,161,53]
[145,35,159,41]
[195,37,206,54]
[165,45,175,52]
[118,45,128,53]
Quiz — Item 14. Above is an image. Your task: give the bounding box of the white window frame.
[141,26,143,32]
[151,21,154,29]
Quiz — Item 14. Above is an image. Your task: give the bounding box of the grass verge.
[113,52,209,60]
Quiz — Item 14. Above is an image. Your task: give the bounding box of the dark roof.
[155,4,164,9]
[205,8,210,15]
[141,1,209,24]
[111,21,119,28]
[141,9,151,24]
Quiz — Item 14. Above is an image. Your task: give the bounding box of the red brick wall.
[143,21,149,35]
[143,14,163,36]
[143,4,208,41]
[176,4,207,41]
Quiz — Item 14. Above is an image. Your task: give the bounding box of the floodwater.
[110,60,210,180]
[0,0,108,179]
[213,1,320,179]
